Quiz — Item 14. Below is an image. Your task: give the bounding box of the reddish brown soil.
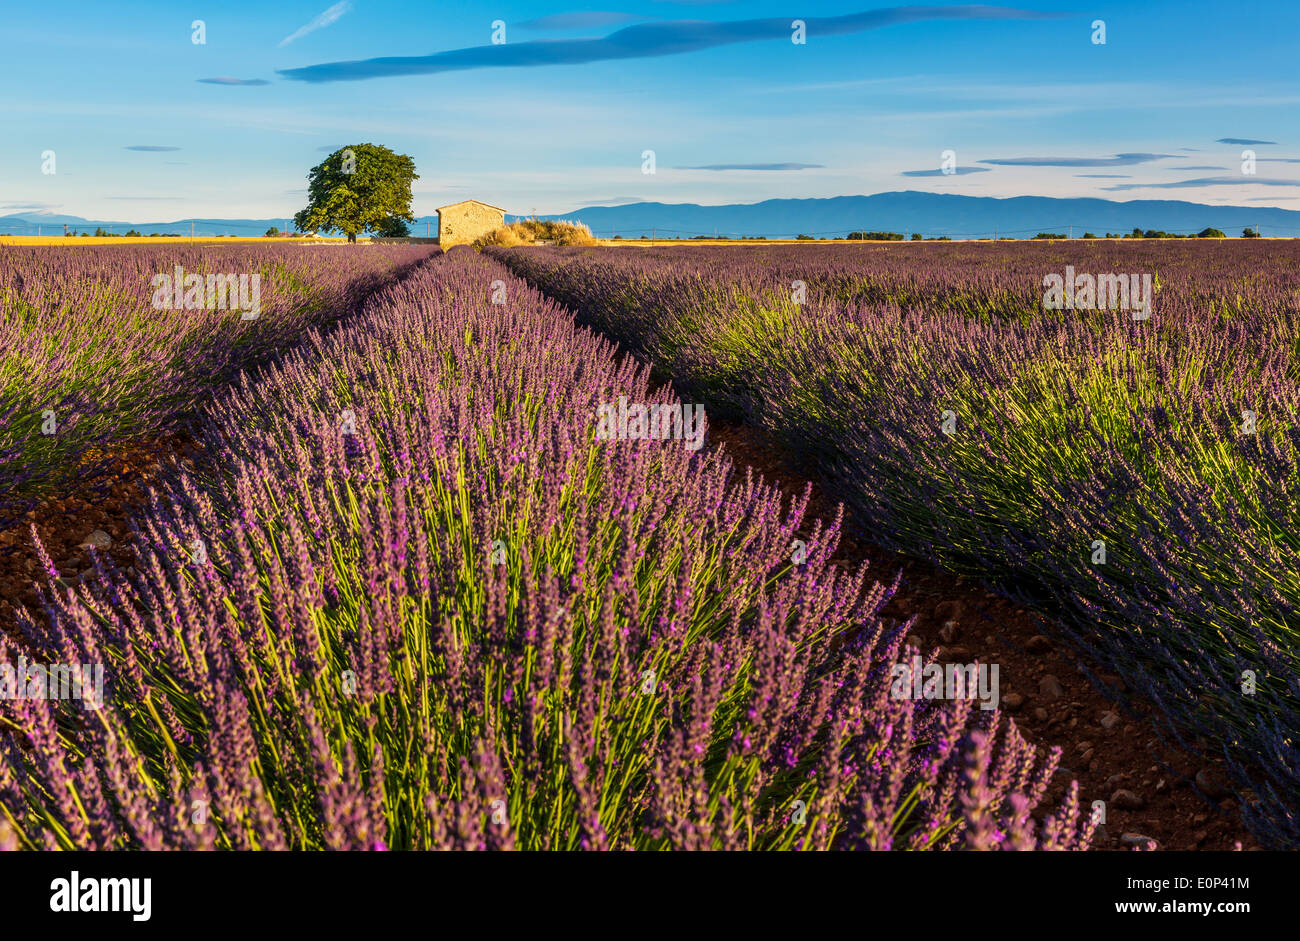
[708,419,1257,852]
[0,435,195,630]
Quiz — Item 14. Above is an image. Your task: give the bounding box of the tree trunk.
[347,232,357,244]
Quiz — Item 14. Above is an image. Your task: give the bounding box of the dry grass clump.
[474,218,596,249]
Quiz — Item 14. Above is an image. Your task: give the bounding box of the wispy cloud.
[279,6,1066,83]
[1075,173,1131,178]
[198,76,270,86]
[589,196,648,204]
[980,153,1180,167]
[518,12,646,31]
[676,162,824,171]
[1217,137,1276,145]
[105,196,184,201]
[278,1,352,48]
[124,145,180,152]
[1168,165,1229,170]
[0,202,60,210]
[1103,176,1300,191]
[901,167,990,177]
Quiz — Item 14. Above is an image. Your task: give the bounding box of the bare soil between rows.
[0,435,198,628]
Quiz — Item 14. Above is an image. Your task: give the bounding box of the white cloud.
[278,2,352,48]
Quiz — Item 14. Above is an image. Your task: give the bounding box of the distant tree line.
[1090,227,1241,239]
[596,226,1270,242]
[1025,228,1254,239]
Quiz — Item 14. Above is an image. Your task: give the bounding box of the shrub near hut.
[474,219,596,249]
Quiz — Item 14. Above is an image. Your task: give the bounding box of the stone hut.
[436,200,508,248]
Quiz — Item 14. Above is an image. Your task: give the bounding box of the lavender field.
[491,240,1300,849]
[2,239,1294,852]
[0,245,1098,851]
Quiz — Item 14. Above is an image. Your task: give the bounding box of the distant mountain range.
[3,191,1298,239]
[0,214,304,238]
[555,192,1300,239]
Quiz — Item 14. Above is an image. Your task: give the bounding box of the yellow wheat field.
[0,236,360,246]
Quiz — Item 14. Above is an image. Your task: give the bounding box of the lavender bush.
[0,251,1088,850]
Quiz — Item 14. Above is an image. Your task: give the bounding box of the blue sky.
[3,0,1297,221]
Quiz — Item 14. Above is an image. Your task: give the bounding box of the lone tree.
[294,143,418,242]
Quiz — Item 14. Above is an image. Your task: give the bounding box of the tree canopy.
[293,143,418,242]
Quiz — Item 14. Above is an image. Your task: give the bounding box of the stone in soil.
[1110,789,1146,810]
[1039,675,1065,700]
[1120,833,1160,849]
[79,529,112,549]
[1025,634,1053,653]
